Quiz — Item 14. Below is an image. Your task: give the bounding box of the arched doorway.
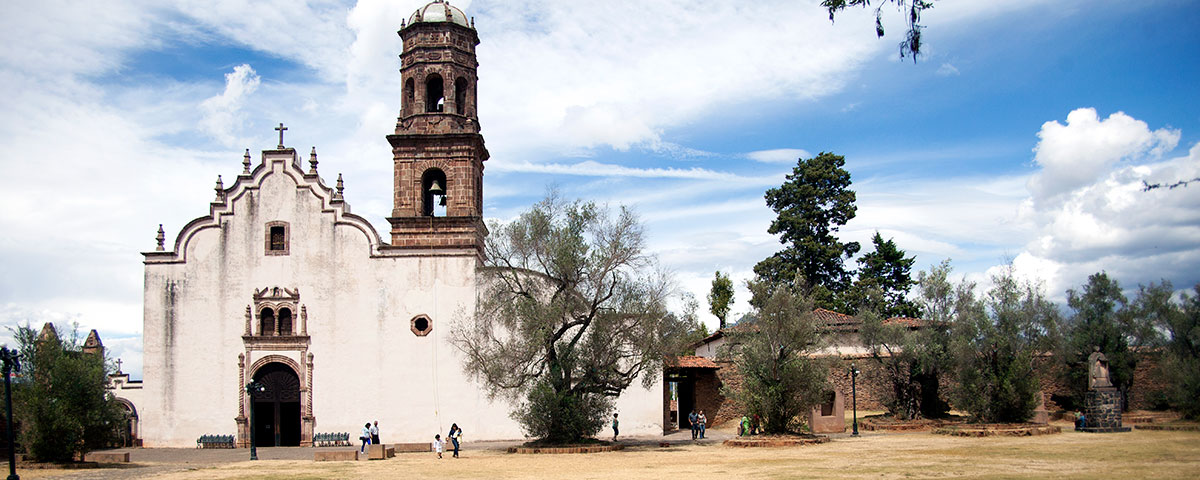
[114,398,140,447]
[252,362,301,446]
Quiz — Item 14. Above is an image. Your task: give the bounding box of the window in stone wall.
[265,221,289,256]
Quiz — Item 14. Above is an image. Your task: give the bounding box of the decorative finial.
[156,224,165,251]
[214,175,225,202]
[471,17,475,28]
[334,173,344,200]
[309,147,319,174]
[242,148,251,174]
[275,123,288,149]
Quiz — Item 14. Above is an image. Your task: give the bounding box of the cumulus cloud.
[1028,108,1180,204]
[1011,111,1199,298]
[200,64,261,146]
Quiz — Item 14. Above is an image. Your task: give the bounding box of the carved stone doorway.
[252,362,301,446]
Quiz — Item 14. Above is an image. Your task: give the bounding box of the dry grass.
[42,426,1194,480]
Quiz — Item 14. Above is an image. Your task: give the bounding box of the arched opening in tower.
[404,78,415,116]
[454,77,468,115]
[422,168,448,217]
[425,74,444,113]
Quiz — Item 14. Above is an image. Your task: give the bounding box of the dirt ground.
[9,422,1200,480]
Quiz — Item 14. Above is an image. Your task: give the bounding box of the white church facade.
[116,1,664,448]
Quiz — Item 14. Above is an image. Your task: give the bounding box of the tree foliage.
[12,324,123,462]
[755,152,860,310]
[1135,281,1200,419]
[452,193,693,443]
[708,270,735,329]
[1058,272,1149,410]
[719,279,829,434]
[948,265,1058,423]
[857,261,953,420]
[847,232,921,318]
[822,0,934,60]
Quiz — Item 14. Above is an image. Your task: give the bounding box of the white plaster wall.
[140,152,664,446]
[694,336,726,358]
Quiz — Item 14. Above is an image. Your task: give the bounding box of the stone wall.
[702,351,1168,427]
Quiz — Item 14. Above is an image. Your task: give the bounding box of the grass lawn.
[17,423,1197,480]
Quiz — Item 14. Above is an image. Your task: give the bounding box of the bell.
[439,195,447,206]
[427,180,444,195]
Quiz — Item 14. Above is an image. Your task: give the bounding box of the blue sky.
[1,0,1198,378]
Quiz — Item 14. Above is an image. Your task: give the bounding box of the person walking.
[688,410,698,440]
[448,423,462,458]
[612,413,619,442]
[370,420,380,445]
[434,434,444,459]
[360,423,371,454]
[698,410,707,439]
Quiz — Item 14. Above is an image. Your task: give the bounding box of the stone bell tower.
[387,0,488,257]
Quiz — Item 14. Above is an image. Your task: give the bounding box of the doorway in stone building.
[252,362,301,446]
[665,356,722,431]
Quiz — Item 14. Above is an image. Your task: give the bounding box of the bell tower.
[387,0,488,257]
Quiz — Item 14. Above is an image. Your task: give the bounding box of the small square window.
[265,221,289,256]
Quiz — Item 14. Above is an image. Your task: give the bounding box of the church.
[112,0,663,448]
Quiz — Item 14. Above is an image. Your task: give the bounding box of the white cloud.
[1010,114,1200,299]
[475,1,884,160]
[1028,108,1180,204]
[200,64,261,146]
[746,148,811,164]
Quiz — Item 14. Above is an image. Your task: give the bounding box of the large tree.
[949,265,1058,423]
[719,279,829,434]
[755,151,860,310]
[1135,281,1200,419]
[822,0,934,60]
[857,261,953,420]
[708,270,735,330]
[451,193,693,443]
[1058,272,1148,410]
[13,323,124,462]
[847,231,920,318]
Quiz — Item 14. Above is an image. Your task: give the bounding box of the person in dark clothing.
[448,423,462,458]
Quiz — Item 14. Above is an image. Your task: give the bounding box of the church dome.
[408,0,470,28]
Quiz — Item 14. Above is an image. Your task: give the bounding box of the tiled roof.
[813,308,857,330]
[883,316,924,328]
[666,355,720,369]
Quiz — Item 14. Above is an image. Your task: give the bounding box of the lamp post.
[1,346,20,480]
[850,363,860,437]
[245,381,265,460]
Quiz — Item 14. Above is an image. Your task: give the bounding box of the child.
[434,434,444,459]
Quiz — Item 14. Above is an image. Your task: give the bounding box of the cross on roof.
[275,123,288,149]
[116,358,123,373]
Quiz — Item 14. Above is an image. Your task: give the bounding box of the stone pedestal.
[1078,388,1130,433]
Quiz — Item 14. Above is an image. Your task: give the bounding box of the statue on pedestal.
[1088,346,1112,390]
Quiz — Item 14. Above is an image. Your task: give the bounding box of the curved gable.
[143,148,386,265]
